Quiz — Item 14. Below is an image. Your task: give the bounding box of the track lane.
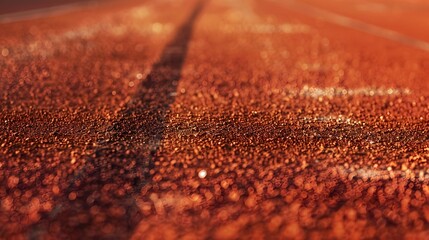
[131,0,429,238]
[1,0,429,239]
[1,0,197,237]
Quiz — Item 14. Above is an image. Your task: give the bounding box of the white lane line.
[0,1,100,24]
[278,0,429,52]
[300,115,364,126]
[220,23,310,34]
[297,85,411,98]
[336,165,429,181]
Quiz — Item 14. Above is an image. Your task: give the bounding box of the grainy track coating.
[1,0,429,239]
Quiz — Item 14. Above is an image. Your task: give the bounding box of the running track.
[1,0,429,238]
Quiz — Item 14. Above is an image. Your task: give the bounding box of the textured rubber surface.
[1,0,429,238]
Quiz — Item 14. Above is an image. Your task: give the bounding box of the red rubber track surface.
[1,0,429,238]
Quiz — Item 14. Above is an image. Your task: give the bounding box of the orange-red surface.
[1,0,429,239]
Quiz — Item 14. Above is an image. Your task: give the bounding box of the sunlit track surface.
[1,0,429,239]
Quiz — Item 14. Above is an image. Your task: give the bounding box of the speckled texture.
[1,0,429,239]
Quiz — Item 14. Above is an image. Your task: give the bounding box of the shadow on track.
[96,0,206,187]
[28,1,206,238]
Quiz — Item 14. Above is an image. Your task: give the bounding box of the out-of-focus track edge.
[276,0,429,52]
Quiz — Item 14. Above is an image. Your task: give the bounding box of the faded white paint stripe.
[0,1,99,24]
[278,0,429,52]
[336,165,429,181]
[297,85,411,98]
